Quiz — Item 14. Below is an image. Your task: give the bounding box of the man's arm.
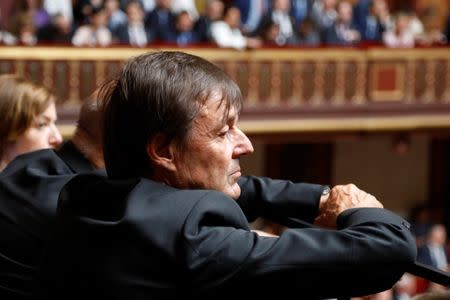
[184,193,417,298]
[238,176,379,230]
[237,175,325,224]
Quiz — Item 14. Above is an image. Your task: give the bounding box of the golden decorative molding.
[2,46,450,134]
[246,61,259,106]
[334,61,346,105]
[311,61,325,105]
[239,114,450,134]
[68,61,80,104]
[423,59,436,103]
[268,61,281,105]
[289,62,304,106]
[443,59,450,103]
[352,61,367,105]
[405,59,416,103]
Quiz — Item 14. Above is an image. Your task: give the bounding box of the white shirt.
[128,24,148,47]
[44,0,73,21]
[210,21,247,50]
[72,26,112,47]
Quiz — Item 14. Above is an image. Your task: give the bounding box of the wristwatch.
[322,186,331,196]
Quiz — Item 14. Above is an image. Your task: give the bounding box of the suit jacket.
[0,141,98,298]
[144,8,176,41]
[114,23,154,46]
[38,173,417,300]
[323,22,360,46]
[162,29,201,46]
[356,16,384,42]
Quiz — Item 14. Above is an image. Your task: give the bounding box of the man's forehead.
[199,97,237,119]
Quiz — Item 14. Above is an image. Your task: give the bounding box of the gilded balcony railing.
[1,46,449,136]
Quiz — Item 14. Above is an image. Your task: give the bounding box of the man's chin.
[228,184,241,200]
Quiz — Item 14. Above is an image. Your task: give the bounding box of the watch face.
[322,186,331,195]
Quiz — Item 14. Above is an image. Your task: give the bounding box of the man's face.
[171,91,254,199]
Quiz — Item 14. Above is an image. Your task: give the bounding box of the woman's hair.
[0,74,56,158]
[100,51,242,179]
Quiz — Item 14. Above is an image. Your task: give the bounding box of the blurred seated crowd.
[0,0,449,49]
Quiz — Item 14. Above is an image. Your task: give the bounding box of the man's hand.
[314,184,383,228]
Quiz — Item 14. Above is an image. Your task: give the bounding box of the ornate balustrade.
[1,46,449,136]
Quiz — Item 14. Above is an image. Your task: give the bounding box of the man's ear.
[146,134,177,172]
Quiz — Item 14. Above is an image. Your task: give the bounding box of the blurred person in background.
[171,0,198,20]
[417,224,449,293]
[36,12,73,43]
[162,10,200,46]
[413,7,447,46]
[144,0,175,41]
[15,0,50,30]
[43,0,73,22]
[258,19,281,46]
[194,0,225,42]
[323,0,360,46]
[257,0,295,45]
[311,0,338,37]
[115,0,153,47]
[383,12,414,48]
[73,0,104,26]
[291,0,314,27]
[72,5,112,47]
[289,17,320,46]
[6,11,38,45]
[0,74,62,172]
[105,0,127,34]
[417,224,448,271]
[374,0,394,32]
[233,0,270,35]
[355,0,385,43]
[210,5,262,50]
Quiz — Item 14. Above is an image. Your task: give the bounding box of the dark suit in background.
[115,22,154,47]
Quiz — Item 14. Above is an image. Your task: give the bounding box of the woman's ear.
[146,134,177,172]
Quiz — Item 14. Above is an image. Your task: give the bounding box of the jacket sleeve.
[237,175,325,225]
[181,192,417,298]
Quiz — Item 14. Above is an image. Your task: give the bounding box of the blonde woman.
[0,74,62,171]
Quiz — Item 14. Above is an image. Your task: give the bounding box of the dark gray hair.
[100,51,242,179]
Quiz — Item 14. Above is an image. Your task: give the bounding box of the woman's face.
[8,102,63,157]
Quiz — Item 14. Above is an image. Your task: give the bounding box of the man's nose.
[233,128,254,157]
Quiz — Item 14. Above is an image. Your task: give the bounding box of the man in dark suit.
[417,224,448,271]
[38,51,417,300]
[162,11,200,46]
[0,92,105,298]
[114,1,153,47]
[144,0,175,42]
[354,1,385,43]
[323,1,361,46]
